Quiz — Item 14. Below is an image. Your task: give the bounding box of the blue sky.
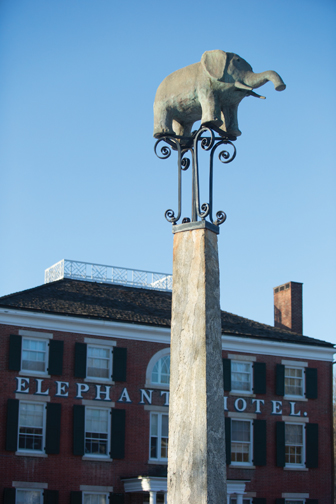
[0,0,335,344]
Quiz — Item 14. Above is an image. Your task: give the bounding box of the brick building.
[0,260,334,504]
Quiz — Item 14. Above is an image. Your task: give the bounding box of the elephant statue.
[153,50,286,140]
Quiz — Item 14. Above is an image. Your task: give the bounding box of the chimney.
[273,281,303,334]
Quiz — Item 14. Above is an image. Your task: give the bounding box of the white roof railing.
[44,259,172,292]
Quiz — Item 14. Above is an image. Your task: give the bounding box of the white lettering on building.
[118,387,132,403]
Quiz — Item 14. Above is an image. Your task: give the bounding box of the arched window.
[152,355,170,385]
[145,348,170,389]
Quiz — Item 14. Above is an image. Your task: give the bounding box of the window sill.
[148,459,167,465]
[15,451,47,458]
[144,383,169,390]
[19,371,50,378]
[84,378,115,385]
[229,392,255,398]
[230,464,255,469]
[284,466,308,471]
[82,456,113,462]
[284,396,308,402]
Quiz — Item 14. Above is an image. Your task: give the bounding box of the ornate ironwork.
[44,260,172,291]
[154,125,236,226]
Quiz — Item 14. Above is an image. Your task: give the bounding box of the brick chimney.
[273,281,303,334]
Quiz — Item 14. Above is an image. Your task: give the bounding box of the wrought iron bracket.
[154,125,236,231]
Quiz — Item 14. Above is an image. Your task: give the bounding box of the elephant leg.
[153,103,175,137]
[220,105,241,137]
[199,91,223,127]
[172,120,194,138]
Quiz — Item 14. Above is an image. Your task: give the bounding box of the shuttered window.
[276,421,318,469]
[9,334,63,376]
[223,358,266,394]
[6,399,61,455]
[74,343,127,382]
[276,363,318,399]
[73,405,125,459]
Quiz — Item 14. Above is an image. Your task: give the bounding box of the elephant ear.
[201,50,227,80]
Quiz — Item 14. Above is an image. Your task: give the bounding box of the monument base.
[168,226,227,503]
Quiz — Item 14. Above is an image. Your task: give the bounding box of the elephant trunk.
[243,70,286,91]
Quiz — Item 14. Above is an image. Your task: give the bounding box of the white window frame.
[151,355,170,386]
[149,411,169,462]
[230,418,253,466]
[21,337,49,376]
[284,366,305,399]
[17,401,46,454]
[16,488,43,504]
[285,500,305,504]
[82,492,109,504]
[229,498,252,504]
[145,348,170,389]
[285,422,305,468]
[84,406,111,459]
[231,361,253,394]
[86,345,112,381]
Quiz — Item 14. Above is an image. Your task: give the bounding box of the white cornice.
[0,308,171,344]
[222,334,335,361]
[0,308,334,361]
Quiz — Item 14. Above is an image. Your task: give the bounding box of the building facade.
[0,262,334,504]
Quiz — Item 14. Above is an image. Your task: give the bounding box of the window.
[9,333,64,376]
[285,367,304,397]
[285,501,305,504]
[21,338,48,374]
[231,361,252,393]
[145,348,170,389]
[285,423,304,467]
[16,489,43,504]
[83,493,108,504]
[87,346,111,380]
[231,419,252,465]
[151,355,170,385]
[229,499,251,504]
[18,402,45,453]
[150,412,168,461]
[73,405,125,459]
[85,407,110,458]
[74,342,127,382]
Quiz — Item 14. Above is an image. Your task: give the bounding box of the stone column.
[168,223,227,504]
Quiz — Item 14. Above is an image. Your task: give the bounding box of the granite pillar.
[168,225,227,503]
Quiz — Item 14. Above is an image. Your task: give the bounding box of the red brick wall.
[0,323,333,503]
[224,350,333,503]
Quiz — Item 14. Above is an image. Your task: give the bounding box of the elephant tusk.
[248,91,266,99]
[234,81,253,91]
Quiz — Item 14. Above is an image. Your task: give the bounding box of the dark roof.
[0,279,333,348]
